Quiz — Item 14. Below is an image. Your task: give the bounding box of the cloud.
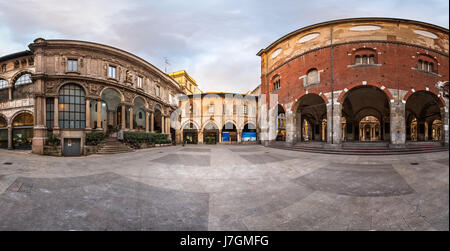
[0,0,448,93]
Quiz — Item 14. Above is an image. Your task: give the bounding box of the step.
[268,145,448,155]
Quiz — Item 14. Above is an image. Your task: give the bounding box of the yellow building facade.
[168,70,202,95]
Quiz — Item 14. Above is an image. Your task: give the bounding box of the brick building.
[257,18,449,148]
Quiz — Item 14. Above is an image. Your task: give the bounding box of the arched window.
[0,79,8,102]
[272,75,281,91]
[15,74,32,86]
[306,69,319,84]
[369,55,375,64]
[362,55,368,64]
[354,48,377,65]
[58,83,86,129]
[0,79,7,89]
[417,54,438,73]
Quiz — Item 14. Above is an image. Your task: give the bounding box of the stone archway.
[182,121,199,144]
[222,122,237,143]
[202,121,219,144]
[341,85,390,142]
[100,88,124,133]
[133,96,147,131]
[11,112,34,149]
[276,105,286,141]
[406,91,444,142]
[293,94,327,143]
[0,115,7,148]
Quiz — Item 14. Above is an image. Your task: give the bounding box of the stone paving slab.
[0,172,209,231]
[0,146,448,231]
[152,153,211,167]
[179,148,211,153]
[293,163,415,197]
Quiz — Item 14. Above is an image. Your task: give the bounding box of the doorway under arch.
[293,94,327,142]
[222,122,237,142]
[183,122,198,144]
[341,85,390,142]
[406,91,443,142]
[12,112,33,149]
[0,116,7,148]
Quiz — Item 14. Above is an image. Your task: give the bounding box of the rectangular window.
[208,104,215,114]
[46,98,54,129]
[155,86,160,97]
[243,105,248,115]
[108,65,117,79]
[137,76,143,88]
[67,59,78,72]
[273,79,281,90]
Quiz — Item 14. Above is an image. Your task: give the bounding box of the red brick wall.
[262,42,449,108]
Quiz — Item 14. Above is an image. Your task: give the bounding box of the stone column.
[150,112,154,132]
[296,113,302,143]
[326,100,342,147]
[96,100,102,130]
[145,111,149,132]
[237,129,242,143]
[175,129,181,144]
[198,130,203,144]
[85,98,91,130]
[121,105,126,129]
[286,110,296,145]
[129,107,133,130]
[161,116,165,134]
[166,117,170,135]
[218,130,222,143]
[8,87,12,101]
[7,126,12,150]
[441,105,449,145]
[390,100,406,147]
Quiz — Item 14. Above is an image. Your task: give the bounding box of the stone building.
[257,18,449,148]
[0,38,182,155]
[168,70,202,95]
[176,92,258,144]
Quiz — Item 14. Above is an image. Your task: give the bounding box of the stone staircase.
[268,141,448,155]
[96,137,134,155]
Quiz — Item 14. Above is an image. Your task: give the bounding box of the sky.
[0,0,448,93]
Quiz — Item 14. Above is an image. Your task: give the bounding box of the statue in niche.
[126,70,133,84]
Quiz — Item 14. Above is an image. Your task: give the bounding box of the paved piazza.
[0,146,448,231]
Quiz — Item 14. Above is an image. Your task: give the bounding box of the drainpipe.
[330,26,334,144]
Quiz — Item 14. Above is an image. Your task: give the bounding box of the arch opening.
[341,85,390,142]
[276,105,286,141]
[12,73,33,100]
[405,91,443,142]
[0,116,7,148]
[203,121,219,144]
[242,123,257,142]
[99,88,123,133]
[133,96,146,132]
[183,122,198,144]
[294,94,327,143]
[222,122,237,142]
[12,113,33,149]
